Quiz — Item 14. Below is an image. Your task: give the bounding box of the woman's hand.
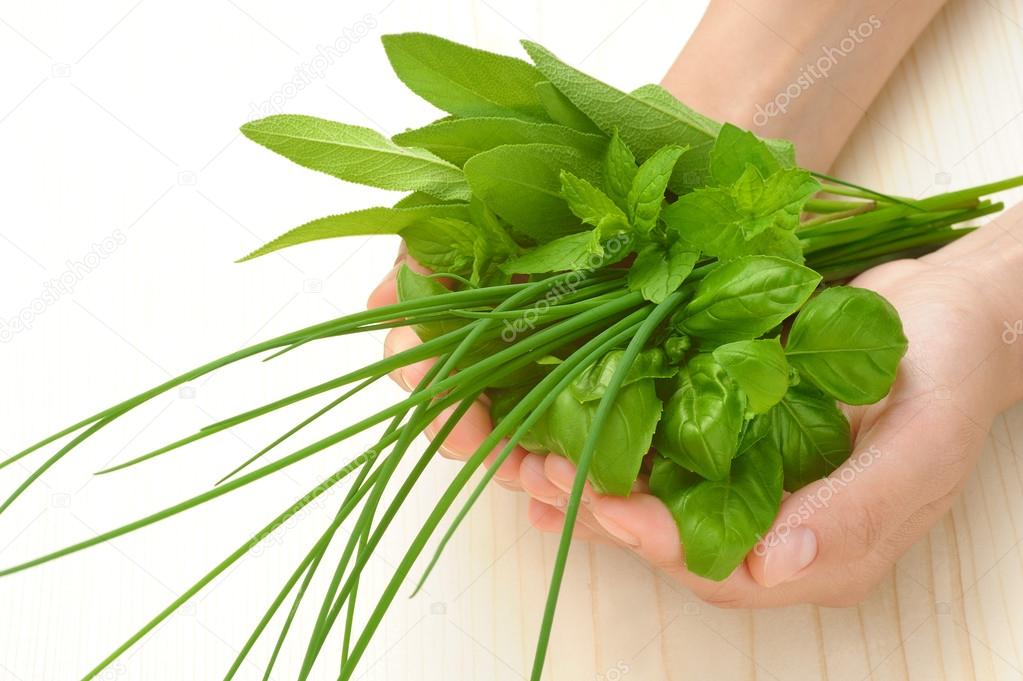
[368,208,1023,606]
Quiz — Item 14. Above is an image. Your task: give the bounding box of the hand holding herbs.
[5,32,1022,681]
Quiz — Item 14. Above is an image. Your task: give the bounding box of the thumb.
[747,397,986,597]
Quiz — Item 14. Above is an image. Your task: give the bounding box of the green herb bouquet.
[4,33,1022,681]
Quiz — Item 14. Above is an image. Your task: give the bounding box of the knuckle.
[832,503,887,562]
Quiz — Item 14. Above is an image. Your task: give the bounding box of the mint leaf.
[559,171,629,230]
[463,143,602,242]
[382,33,548,121]
[392,117,605,167]
[709,123,784,186]
[626,145,686,233]
[732,166,820,236]
[603,130,638,210]
[627,241,698,303]
[241,115,470,201]
[501,231,596,274]
[402,217,482,275]
[238,204,470,260]
[534,81,603,134]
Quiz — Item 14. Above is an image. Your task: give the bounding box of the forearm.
[662,0,949,170]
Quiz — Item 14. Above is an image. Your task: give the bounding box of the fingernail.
[761,527,817,587]
[593,508,640,547]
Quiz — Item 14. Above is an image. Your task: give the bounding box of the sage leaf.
[392,117,605,167]
[785,286,908,404]
[654,354,746,480]
[501,231,596,274]
[382,33,548,121]
[238,204,469,260]
[534,81,603,134]
[712,338,790,414]
[626,145,687,233]
[763,382,851,491]
[627,241,698,303]
[464,143,602,241]
[680,256,821,342]
[241,115,470,201]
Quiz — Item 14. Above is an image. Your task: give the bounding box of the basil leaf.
[763,383,851,491]
[786,287,907,405]
[395,265,466,342]
[238,204,470,260]
[534,81,603,134]
[559,171,629,229]
[627,240,698,304]
[463,143,602,241]
[241,115,470,201]
[654,354,746,480]
[675,444,783,580]
[712,338,790,414]
[680,256,821,342]
[604,130,638,210]
[531,353,662,496]
[709,123,784,186]
[488,385,548,453]
[626,145,686,233]
[392,117,605,167]
[648,453,701,503]
[570,348,676,402]
[382,33,548,121]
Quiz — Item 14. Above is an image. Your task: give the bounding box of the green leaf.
[763,383,851,491]
[237,204,469,260]
[501,232,595,274]
[241,115,470,201]
[522,40,719,193]
[627,241,698,303]
[712,339,789,414]
[709,123,783,186]
[402,217,482,275]
[648,453,701,503]
[392,117,605,167]
[463,143,602,242]
[382,33,548,120]
[785,287,908,405]
[731,166,821,236]
[604,130,638,210]
[534,81,603,134]
[674,444,783,580]
[395,265,465,342]
[626,145,686,233]
[393,192,466,208]
[662,187,805,262]
[530,351,663,495]
[559,171,629,229]
[570,348,676,402]
[654,354,746,480]
[680,256,821,342]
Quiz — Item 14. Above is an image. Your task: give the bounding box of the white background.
[5,2,1023,681]
[0,1,709,679]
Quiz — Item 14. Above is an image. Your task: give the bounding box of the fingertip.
[485,441,526,484]
[426,400,492,461]
[367,263,402,309]
[383,327,429,390]
[520,453,564,504]
[543,454,596,503]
